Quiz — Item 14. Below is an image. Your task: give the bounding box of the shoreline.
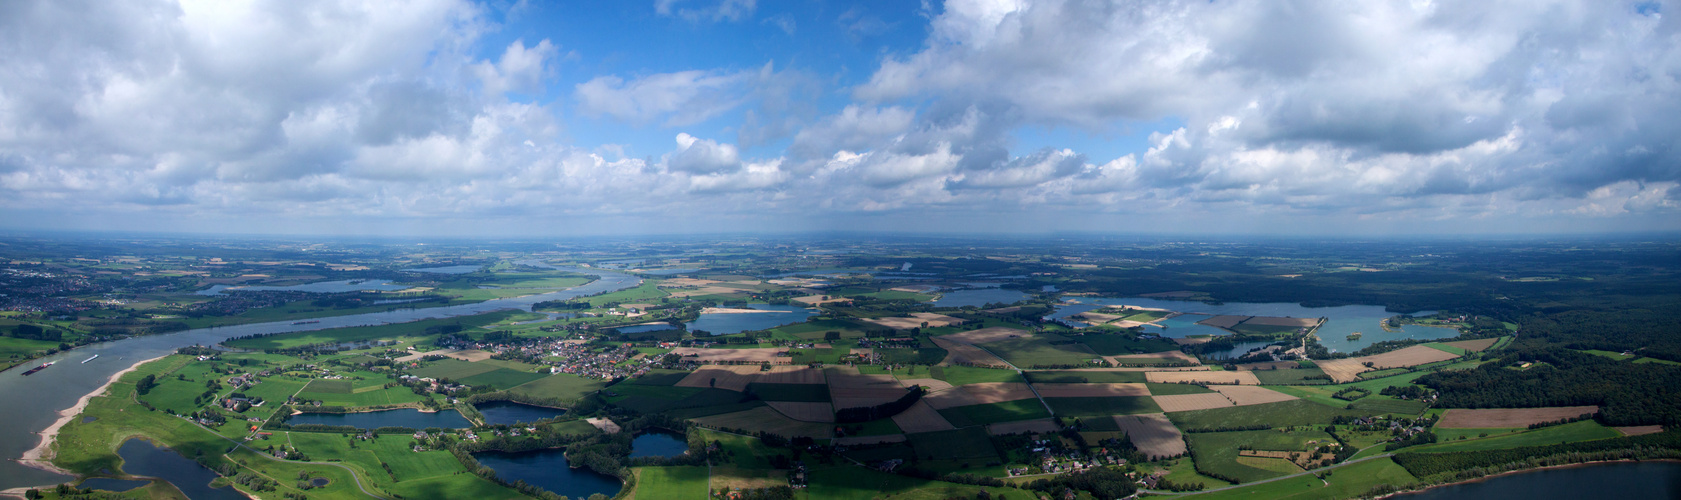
[698,307,786,314]
[15,354,169,476]
[1377,458,1681,499]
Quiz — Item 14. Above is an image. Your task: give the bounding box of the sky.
[0,0,1678,237]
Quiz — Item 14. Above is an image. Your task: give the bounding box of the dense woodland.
[1418,349,1681,426]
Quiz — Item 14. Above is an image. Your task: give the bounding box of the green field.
[1044,396,1160,417]
[457,368,548,390]
[408,358,500,381]
[223,312,518,349]
[303,379,353,393]
[1075,333,1179,356]
[937,399,1051,427]
[933,365,1025,385]
[1184,457,1418,499]
[631,466,708,499]
[803,465,992,500]
[297,383,426,407]
[1348,395,1428,415]
[982,334,1100,368]
[1169,400,1371,431]
[1183,429,1337,483]
[1407,420,1621,453]
[875,347,948,365]
[1251,368,1331,385]
[506,373,608,404]
[1025,370,1147,384]
[626,368,690,386]
[906,427,1000,461]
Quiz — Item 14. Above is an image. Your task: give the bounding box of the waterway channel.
[0,262,639,490]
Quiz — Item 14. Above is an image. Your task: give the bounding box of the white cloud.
[574,70,750,126]
[654,0,757,23]
[663,133,741,174]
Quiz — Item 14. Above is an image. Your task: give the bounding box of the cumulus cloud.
[663,133,741,174]
[654,0,756,23]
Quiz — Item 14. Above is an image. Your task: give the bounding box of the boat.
[21,361,54,376]
[82,354,99,363]
[292,320,320,325]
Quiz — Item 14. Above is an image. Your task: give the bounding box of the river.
[1396,461,1681,499]
[0,261,639,490]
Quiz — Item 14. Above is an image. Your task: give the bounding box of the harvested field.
[826,366,902,388]
[766,401,835,423]
[668,347,786,364]
[1173,337,1214,345]
[791,295,852,306]
[930,337,1010,368]
[1363,345,1462,369]
[983,306,1022,314]
[440,349,494,362]
[1437,406,1600,429]
[939,326,1032,344]
[756,366,826,384]
[1113,413,1187,459]
[1615,425,1666,437]
[585,418,621,434]
[1058,366,1210,372]
[1314,358,1372,383]
[863,313,964,330]
[1152,393,1235,412]
[899,378,953,391]
[834,434,906,446]
[890,400,956,433]
[1070,311,1123,324]
[1111,351,1200,365]
[1032,383,1149,398]
[1198,315,1250,329]
[1145,371,1261,385]
[1443,338,1500,352]
[662,278,719,287]
[986,418,1059,436]
[692,406,832,440]
[1243,316,1320,327]
[1212,385,1298,406]
[831,387,913,409]
[922,383,1038,409]
[675,365,761,392]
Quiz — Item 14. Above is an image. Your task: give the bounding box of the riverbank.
[699,307,785,314]
[16,354,169,475]
[1376,458,1681,499]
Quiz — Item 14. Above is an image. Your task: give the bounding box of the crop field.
[1211,385,1298,406]
[907,427,1000,461]
[929,337,1011,368]
[1146,382,1216,395]
[1250,368,1331,385]
[1442,337,1500,352]
[223,312,517,349]
[769,318,872,340]
[298,384,426,407]
[631,466,708,500]
[746,382,831,402]
[1033,383,1149,397]
[932,365,1024,385]
[627,368,690,386]
[986,418,1059,436]
[1349,395,1429,415]
[1044,396,1160,417]
[804,465,991,500]
[408,358,499,381]
[506,373,607,403]
[667,347,785,364]
[922,382,1037,409]
[982,335,1100,367]
[457,368,547,389]
[891,400,957,433]
[1153,393,1236,412]
[1025,370,1146,384]
[1198,315,1250,328]
[936,399,1051,427]
[765,401,835,422]
[1074,333,1179,356]
[692,406,832,439]
[475,358,540,372]
[876,346,948,365]
[1169,400,1370,431]
[1114,413,1187,459]
[1146,371,1261,385]
[675,365,761,391]
[1437,406,1600,428]
[1184,428,1338,483]
[938,326,1030,344]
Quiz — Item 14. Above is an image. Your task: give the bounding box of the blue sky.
[0,0,1677,237]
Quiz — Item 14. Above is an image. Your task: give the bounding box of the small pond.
[79,478,149,493]
[287,408,472,429]
[476,401,567,425]
[116,439,246,500]
[629,431,689,459]
[934,289,1029,308]
[685,304,816,335]
[473,449,622,499]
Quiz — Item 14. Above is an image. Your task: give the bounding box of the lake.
[196,279,411,296]
[476,401,566,426]
[473,449,622,499]
[78,477,149,492]
[934,289,1029,308]
[617,323,679,334]
[685,304,816,335]
[1397,461,1681,499]
[1050,297,1450,354]
[116,439,246,500]
[630,431,688,458]
[0,262,639,490]
[287,409,472,429]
